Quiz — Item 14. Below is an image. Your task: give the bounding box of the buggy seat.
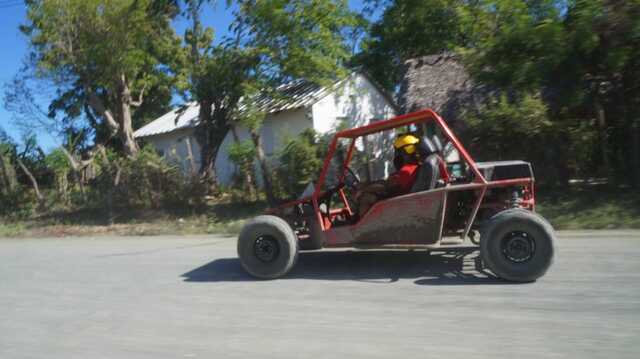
[410,136,449,192]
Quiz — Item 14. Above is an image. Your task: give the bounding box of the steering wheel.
[343,166,361,190]
[320,166,361,204]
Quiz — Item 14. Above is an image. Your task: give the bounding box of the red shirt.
[388,164,419,194]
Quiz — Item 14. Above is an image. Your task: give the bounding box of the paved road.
[1,231,639,359]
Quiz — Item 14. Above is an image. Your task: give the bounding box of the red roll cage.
[272,109,535,243]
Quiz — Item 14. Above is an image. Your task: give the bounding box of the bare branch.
[130,82,146,107]
[16,157,43,201]
[96,144,109,165]
[86,90,119,134]
[113,165,123,186]
[60,147,94,172]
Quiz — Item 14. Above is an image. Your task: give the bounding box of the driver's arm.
[354,181,386,202]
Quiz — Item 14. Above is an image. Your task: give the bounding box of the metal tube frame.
[272,109,535,237]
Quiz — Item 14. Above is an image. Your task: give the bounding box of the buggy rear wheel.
[238,215,298,279]
[480,209,555,282]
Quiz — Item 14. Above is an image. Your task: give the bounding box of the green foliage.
[358,0,468,90]
[463,0,640,183]
[237,0,359,86]
[0,190,37,219]
[0,143,210,220]
[94,146,207,210]
[465,92,553,159]
[0,132,18,194]
[175,0,358,193]
[45,149,71,175]
[0,222,26,237]
[462,0,566,91]
[275,129,323,199]
[227,138,257,195]
[24,0,178,90]
[358,0,640,185]
[464,92,562,184]
[0,129,39,217]
[228,140,256,164]
[22,0,180,155]
[565,118,599,177]
[537,186,640,229]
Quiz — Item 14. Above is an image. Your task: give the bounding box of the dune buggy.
[237,109,555,282]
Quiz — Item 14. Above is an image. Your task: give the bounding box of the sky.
[0,0,374,152]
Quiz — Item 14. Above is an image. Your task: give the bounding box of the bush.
[228,139,257,198]
[275,129,323,199]
[93,146,207,211]
[0,189,36,219]
[464,92,565,183]
[0,142,212,222]
[465,92,553,158]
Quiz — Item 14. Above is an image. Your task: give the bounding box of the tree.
[179,0,358,203]
[0,128,18,195]
[233,0,358,204]
[463,0,640,184]
[21,0,180,156]
[276,129,323,198]
[227,133,257,199]
[555,0,640,182]
[176,0,260,188]
[357,0,470,90]
[461,0,566,91]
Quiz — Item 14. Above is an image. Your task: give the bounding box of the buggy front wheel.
[480,209,555,282]
[237,215,298,279]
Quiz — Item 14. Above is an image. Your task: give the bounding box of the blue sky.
[0,0,373,152]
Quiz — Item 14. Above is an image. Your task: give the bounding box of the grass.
[1,185,639,238]
[0,200,267,238]
[536,185,640,230]
[0,222,26,237]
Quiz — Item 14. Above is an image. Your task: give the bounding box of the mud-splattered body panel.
[324,190,446,246]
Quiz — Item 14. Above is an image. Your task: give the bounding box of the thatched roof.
[398,53,486,125]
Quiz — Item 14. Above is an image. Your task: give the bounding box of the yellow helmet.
[394,134,420,155]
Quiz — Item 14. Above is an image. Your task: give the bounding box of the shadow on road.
[181,248,517,285]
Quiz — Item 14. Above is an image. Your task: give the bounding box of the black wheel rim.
[501,231,535,263]
[254,235,280,263]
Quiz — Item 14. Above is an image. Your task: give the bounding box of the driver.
[354,134,421,216]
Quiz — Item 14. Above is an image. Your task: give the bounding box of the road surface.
[1,231,639,359]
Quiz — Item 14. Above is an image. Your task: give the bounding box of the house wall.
[312,74,398,179]
[143,127,202,174]
[311,73,396,133]
[142,73,397,189]
[214,107,313,186]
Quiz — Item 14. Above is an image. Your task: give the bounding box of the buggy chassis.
[237,109,555,281]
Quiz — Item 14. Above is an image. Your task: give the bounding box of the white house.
[133,71,398,186]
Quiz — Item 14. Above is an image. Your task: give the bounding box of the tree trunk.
[197,99,214,182]
[250,130,276,206]
[118,76,140,157]
[594,96,611,180]
[85,78,139,157]
[105,166,123,226]
[0,151,17,195]
[60,147,94,202]
[96,146,122,225]
[197,103,232,193]
[632,117,640,188]
[184,136,198,177]
[119,111,139,157]
[16,157,45,210]
[231,125,257,200]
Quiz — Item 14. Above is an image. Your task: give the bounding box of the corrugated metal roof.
[134,102,201,138]
[134,78,333,138]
